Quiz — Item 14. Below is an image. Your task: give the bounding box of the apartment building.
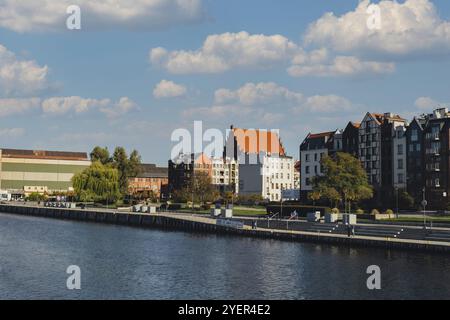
[359,112,406,188]
[299,131,335,198]
[225,127,293,201]
[167,153,239,197]
[422,108,450,207]
[406,117,425,202]
[393,125,407,189]
[342,122,360,157]
[128,164,168,199]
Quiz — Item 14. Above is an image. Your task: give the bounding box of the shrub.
[371,209,380,215]
[385,209,394,215]
[331,208,340,214]
[356,209,364,215]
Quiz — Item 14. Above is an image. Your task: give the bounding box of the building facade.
[406,117,425,202]
[392,125,407,189]
[168,153,239,198]
[225,127,293,201]
[128,164,168,199]
[422,108,450,208]
[299,131,335,198]
[0,148,91,196]
[342,122,360,158]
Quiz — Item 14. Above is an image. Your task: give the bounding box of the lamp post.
[395,186,399,219]
[422,187,427,229]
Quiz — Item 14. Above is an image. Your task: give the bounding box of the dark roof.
[1,148,88,161]
[300,131,335,151]
[137,164,168,178]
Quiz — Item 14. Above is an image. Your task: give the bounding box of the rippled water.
[1,212,450,300]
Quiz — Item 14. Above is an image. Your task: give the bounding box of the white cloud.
[214,82,303,106]
[0,97,41,117]
[183,82,356,124]
[100,97,138,118]
[153,80,187,98]
[0,127,25,138]
[415,96,449,110]
[42,96,110,115]
[288,52,395,77]
[0,0,205,33]
[0,44,50,97]
[301,95,354,113]
[150,31,299,74]
[304,0,450,58]
[41,96,137,118]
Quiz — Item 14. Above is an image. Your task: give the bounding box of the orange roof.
[232,128,286,156]
[351,122,361,128]
[194,153,212,165]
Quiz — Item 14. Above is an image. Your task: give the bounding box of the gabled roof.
[137,164,168,178]
[231,128,286,156]
[300,131,335,151]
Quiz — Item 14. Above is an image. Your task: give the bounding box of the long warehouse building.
[0,148,91,196]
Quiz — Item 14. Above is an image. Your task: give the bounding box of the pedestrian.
[351,225,356,237]
[347,224,351,237]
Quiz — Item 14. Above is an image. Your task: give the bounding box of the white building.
[225,127,294,201]
[299,131,336,197]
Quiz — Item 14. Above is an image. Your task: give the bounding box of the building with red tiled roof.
[225,126,294,202]
[227,127,286,157]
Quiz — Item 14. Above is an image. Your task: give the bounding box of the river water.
[1,212,449,300]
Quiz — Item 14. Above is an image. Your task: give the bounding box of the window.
[305,178,311,186]
[397,144,403,155]
[314,153,318,162]
[411,129,418,142]
[305,154,310,162]
[305,166,310,174]
[436,179,441,187]
[314,166,318,174]
[416,143,421,152]
[398,159,404,170]
[398,174,404,184]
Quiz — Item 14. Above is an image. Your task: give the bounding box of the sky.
[1,0,450,166]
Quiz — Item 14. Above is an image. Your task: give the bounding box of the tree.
[312,152,373,211]
[90,146,111,165]
[176,171,219,206]
[399,191,414,210]
[111,147,142,195]
[72,162,121,204]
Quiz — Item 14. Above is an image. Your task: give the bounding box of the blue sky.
[1,0,450,165]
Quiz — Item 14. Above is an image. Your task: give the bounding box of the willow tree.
[312,152,373,212]
[72,161,121,204]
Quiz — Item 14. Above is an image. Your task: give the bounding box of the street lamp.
[395,186,399,219]
[422,187,427,229]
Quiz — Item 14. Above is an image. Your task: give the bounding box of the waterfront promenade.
[1,203,450,253]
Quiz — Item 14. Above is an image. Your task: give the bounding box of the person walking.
[347,224,351,237]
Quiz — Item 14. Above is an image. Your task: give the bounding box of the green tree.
[72,162,121,204]
[112,147,142,195]
[312,152,373,211]
[90,146,111,165]
[399,191,414,210]
[177,171,219,206]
